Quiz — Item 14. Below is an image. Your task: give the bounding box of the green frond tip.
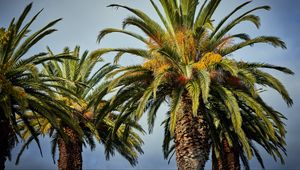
[244,14,261,28]
[245,62,294,75]
[221,36,287,56]
[261,5,271,11]
[255,70,293,106]
[262,36,287,49]
[97,28,147,44]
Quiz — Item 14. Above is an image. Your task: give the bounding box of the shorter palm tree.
[16,46,144,170]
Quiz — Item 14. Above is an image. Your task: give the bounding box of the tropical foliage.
[1,1,293,170]
[0,3,83,169]
[97,0,293,169]
[16,46,144,169]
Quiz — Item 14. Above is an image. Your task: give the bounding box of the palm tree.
[97,0,292,169]
[16,46,144,170]
[0,3,82,169]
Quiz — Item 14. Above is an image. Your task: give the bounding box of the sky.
[1,0,300,169]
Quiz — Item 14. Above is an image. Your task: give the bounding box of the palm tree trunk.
[58,127,82,170]
[0,121,8,170]
[174,95,210,170]
[0,109,15,170]
[212,139,240,170]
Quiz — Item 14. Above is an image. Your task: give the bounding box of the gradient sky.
[1,0,300,169]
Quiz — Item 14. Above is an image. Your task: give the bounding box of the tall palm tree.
[0,3,82,169]
[97,0,293,169]
[16,46,144,170]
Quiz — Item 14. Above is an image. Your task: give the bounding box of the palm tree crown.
[16,46,144,167]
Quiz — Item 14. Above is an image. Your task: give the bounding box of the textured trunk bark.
[0,118,13,170]
[212,139,240,170]
[0,108,15,170]
[174,95,210,170]
[58,127,82,170]
[0,121,8,170]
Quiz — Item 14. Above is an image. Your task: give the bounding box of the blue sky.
[1,0,300,169]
